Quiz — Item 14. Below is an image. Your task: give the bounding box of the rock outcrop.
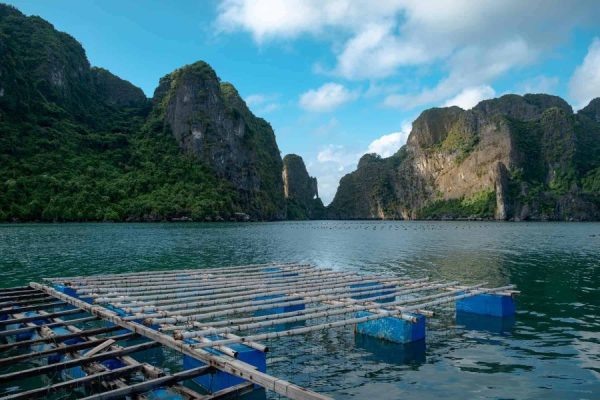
[151,61,286,220]
[0,4,287,222]
[328,94,600,221]
[282,154,324,219]
[91,67,147,107]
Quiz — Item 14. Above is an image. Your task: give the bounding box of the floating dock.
[0,262,518,399]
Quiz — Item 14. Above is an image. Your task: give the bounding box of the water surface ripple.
[0,221,598,399]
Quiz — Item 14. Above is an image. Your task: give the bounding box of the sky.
[7,0,600,204]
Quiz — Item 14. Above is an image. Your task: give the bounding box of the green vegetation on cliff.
[0,4,250,222]
[328,94,600,221]
[417,191,496,220]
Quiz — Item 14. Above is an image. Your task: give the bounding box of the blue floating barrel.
[183,338,266,393]
[456,293,515,318]
[355,311,425,344]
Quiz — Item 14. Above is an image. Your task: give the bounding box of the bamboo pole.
[52,262,304,284]
[78,365,214,400]
[117,276,426,311]
[174,282,481,339]
[89,273,350,300]
[96,271,379,304]
[159,281,454,332]
[188,285,516,350]
[31,282,332,400]
[144,280,447,325]
[107,275,425,307]
[125,281,406,315]
[78,268,347,296]
[69,264,316,290]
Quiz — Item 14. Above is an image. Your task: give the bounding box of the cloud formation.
[299,83,358,112]
[569,38,600,110]
[443,85,496,110]
[244,93,280,115]
[366,122,412,157]
[218,1,600,108]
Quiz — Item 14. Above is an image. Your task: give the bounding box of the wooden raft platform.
[0,263,518,399]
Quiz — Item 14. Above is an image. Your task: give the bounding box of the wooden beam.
[0,296,54,308]
[0,316,98,338]
[0,331,136,367]
[0,364,142,400]
[32,283,332,400]
[203,382,255,399]
[0,301,66,314]
[0,340,160,383]
[0,292,49,302]
[0,308,83,327]
[79,365,214,400]
[0,325,121,352]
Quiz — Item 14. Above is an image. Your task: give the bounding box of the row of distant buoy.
[232,221,504,231]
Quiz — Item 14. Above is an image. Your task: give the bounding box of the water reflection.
[0,221,599,399]
[456,312,516,335]
[354,334,426,366]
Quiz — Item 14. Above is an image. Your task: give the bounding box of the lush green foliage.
[417,191,496,219]
[0,106,240,221]
[0,5,243,222]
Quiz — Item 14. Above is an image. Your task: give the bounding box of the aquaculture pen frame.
[0,262,518,399]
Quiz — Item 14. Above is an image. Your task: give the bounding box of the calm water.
[0,221,599,399]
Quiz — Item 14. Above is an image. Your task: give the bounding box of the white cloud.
[244,93,280,115]
[245,94,266,106]
[299,83,359,112]
[313,120,413,203]
[313,144,362,203]
[366,122,412,157]
[218,1,600,109]
[569,38,600,110]
[443,85,496,110]
[384,38,533,109]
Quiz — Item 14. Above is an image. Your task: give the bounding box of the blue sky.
[7,1,600,203]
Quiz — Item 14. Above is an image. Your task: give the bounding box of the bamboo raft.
[0,262,518,399]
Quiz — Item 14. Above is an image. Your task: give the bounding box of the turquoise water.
[0,221,599,399]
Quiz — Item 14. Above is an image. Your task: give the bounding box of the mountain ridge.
[327,93,600,221]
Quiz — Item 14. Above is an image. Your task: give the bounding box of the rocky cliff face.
[328,94,600,221]
[91,67,147,107]
[0,4,146,125]
[0,4,289,222]
[282,154,324,219]
[151,61,286,220]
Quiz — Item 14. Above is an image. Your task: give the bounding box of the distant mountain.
[0,3,288,221]
[328,94,600,221]
[282,154,325,219]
